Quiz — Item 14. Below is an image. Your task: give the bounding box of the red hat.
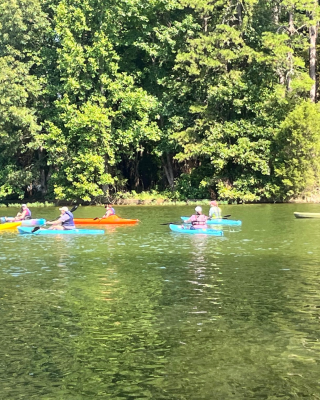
[210,201,218,206]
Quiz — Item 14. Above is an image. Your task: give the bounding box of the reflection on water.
[0,204,320,398]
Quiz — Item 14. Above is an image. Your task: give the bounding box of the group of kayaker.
[5,203,116,230]
[5,201,220,231]
[184,201,222,230]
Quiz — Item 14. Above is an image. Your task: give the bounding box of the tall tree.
[0,0,49,199]
[36,0,161,201]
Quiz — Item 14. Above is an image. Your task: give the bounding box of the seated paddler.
[47,206,76,230]
[185,206,208,229]
[208,201,222,219]
[6,204,32,222]
[103,204,116,218]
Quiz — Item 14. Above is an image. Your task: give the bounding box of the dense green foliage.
[0,0,320,203]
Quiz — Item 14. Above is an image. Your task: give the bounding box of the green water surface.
[0,204,320,399]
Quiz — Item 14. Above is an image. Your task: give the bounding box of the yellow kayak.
[0,219,46,230]
[0,222,21,230]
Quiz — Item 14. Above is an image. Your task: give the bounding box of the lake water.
[0,204,320,399]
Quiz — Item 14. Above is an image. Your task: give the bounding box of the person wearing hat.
[209,201,222,219]
[102,204,116,218]
[47,206,75,230]
[185,206,208,229]
[6,204,32,222]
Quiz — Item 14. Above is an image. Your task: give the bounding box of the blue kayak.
[181,217,242,226]
[18,227,104,235]
[169,224,223,236]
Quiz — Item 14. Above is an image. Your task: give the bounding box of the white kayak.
[294,212,320,219]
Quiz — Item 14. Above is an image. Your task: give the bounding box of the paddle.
[31,205,78,233]
[209,214,231,220]
[160,221,182,225]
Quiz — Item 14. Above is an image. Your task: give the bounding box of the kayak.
[18,227,104,235]
[0,222,21,230]
[294,212,320,219]
[0,219,46,230]
[181,216,242,226]
[169,224,224,236]
[74,215,139,225]
[21,218,46,226]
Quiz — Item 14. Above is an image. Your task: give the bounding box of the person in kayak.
[6,204,32,222]
[185,206,207,229]
[47,206,75,230]
[103,204,116,218]
[209,201,222,219]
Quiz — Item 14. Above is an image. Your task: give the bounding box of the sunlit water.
[0,204,320,399]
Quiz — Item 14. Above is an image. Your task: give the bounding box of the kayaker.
[185,206,207,229]
[103,204,116,218]
[6,204,32,222]
[209,201,222,219]
[47,206,75,230]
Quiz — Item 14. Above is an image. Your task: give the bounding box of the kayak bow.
[0,222,21,230]
[294,212,320,219]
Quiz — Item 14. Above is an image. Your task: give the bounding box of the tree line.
[1,0,320,203]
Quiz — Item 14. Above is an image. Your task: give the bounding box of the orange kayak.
[74,215,139,225]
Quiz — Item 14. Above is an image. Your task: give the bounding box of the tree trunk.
[286,9,295,92]
[162,153,175,188]
[309,3,318,102]
[131,152,140,189]
[38,147,47,195]
[237,2,242,26]
[273,1,280,24]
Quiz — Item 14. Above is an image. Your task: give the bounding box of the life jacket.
[105,207,116,216]
[24,208,32,219]
[62,211,75,227]
[191,214,207,226]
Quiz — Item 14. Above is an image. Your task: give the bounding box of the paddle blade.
[222,214,231,219]
[160,221,181,225]
[70,205,78,213]
[31,226,41,233]
[93,217,100,220]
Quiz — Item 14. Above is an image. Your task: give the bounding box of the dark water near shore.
[0,204,320,399]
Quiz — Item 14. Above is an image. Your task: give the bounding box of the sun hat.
[195,206,202,213]
[21,204,27,207]
[210,201,218,206]
[59,206,69,212]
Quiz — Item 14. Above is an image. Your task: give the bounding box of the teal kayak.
[181,217,242,226]
[18,227,104,235]
[169,224,223,236]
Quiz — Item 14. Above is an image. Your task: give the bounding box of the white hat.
[195,206,202,213]
[22,204,27,207]
[59,206,69,212]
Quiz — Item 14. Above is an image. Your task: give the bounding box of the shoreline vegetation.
[1,192,320,208]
